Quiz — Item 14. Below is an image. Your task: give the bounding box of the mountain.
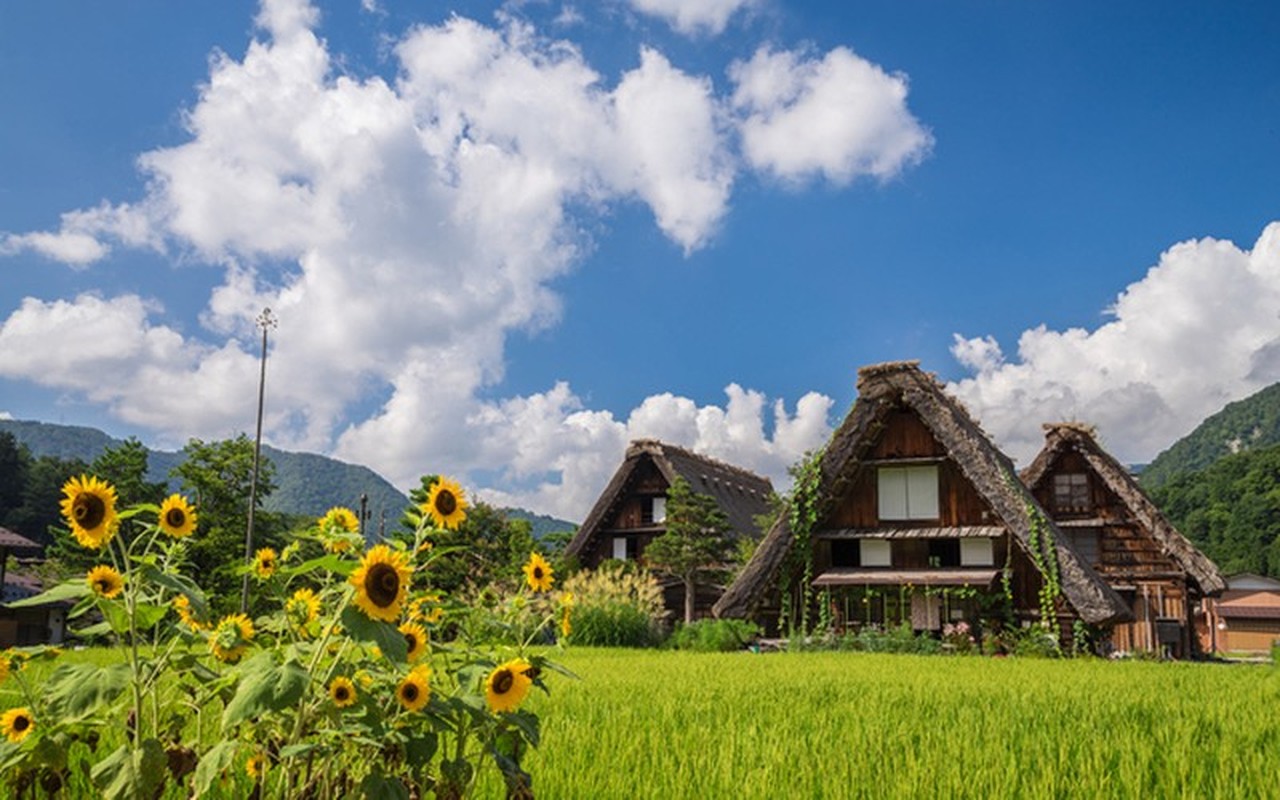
[1139,382,1280,490]
[0,419,577,533]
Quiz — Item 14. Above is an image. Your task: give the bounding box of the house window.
[612,536,629,560]
[860,539,892,567]
[878,466,939,521]
[831,539,860,567]
[927,538,960,568]
[640,496,666,525]
[1064,528,1100,566]
[960,538,995,567]
[651,496,666,524]
[1053,473,1091,513]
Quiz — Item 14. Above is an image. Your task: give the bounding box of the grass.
[7,647,1279,798]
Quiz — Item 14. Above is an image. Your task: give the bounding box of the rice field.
[493,649,1280,799]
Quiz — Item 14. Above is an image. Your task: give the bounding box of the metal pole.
[241,308,276,614]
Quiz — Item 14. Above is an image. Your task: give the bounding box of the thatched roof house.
[1022,423,1225,656]
[565,439,774,617]
[714,362,1131,635]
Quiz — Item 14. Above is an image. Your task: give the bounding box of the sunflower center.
[335,686,350,702]
[73,494,106,530]
[165,508,186,528]
[365,564,400,608]
[95,579,112,593]
[401,684,419,702]
[13,716,29,733]
[493,669,514,694]
[405,632,418,651]
[435,490,457,516]
[533,567,544,580]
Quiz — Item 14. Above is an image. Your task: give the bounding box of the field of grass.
[6,647,1279,798]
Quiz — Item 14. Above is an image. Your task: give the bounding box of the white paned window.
[878,466,940,521]
[960,537,995,566]
[860,538,892,567]
[612,537,628,561]
[652,496,666,524]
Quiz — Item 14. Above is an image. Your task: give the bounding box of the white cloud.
[0,0,925,518]
[627,0,757,37]
[730,46,933,185]
[949,222,1280,465]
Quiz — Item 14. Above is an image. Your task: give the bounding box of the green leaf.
[137,564,210,620]
[404,732,438,769]
[192,741,239,798]
[341,605,408,663]
[221,651,309,729]
[90,739,167,800]
[506,710,541,748]
[286,554,356,578]
[4,578,89,608]
[71,621,115,639]
[45,662,131,722]
[278,742,320,760]
[360,771,410,800]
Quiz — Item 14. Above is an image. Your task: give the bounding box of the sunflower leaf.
[289,554,356,578]
[192,741,240,798]
[136,564,211,621]
[44,662,131,722]
[360,770,410,800]
[90,739,167,800]
[4,578,89,608]
[221,652,309,730]
[505,710,541,748]
[341,606,408,663]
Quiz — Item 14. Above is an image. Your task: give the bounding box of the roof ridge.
[628,438,772,487]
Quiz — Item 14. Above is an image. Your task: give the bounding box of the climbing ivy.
[781,448,824,637]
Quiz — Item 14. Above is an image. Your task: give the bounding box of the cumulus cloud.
[0,0,929,518]
[730,46,933,185]
[627,0,757,37]
[949,222,1280,465]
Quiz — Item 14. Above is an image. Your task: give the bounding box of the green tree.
[0,431,30,527]
[643,477,734,624]
[26,455,92,569]
[91,436,166,507]
[171,435,283,612]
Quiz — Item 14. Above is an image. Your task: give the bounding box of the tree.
[91,436,166,508]
[643,477,734,624]
[171,435,283,612]
[0,431,30,527]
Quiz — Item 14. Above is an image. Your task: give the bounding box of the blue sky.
[2,0,1278,520]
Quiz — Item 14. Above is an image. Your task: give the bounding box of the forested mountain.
[1140,382,1280,489]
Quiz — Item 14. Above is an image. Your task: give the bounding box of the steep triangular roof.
[715,361,1132,625]
[565,439,774,559]
[0,526,40,552]
[1021,423,1227,595]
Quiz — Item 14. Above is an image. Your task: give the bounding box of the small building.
[1200,573,1280,655]
[0,525,66,647]
[1021,423,1226,658]
[715,362,1131,641]
[564,439,774,619]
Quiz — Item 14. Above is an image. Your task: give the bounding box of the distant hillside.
[0,419,577,532]
[1140,382,1280,489]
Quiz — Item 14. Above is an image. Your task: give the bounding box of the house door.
[910,592,941,631]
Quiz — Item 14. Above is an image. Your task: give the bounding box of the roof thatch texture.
[714,361,1132,625]
[0,526,40,552]
[1021,423,1227,596]
[564,439,775,559]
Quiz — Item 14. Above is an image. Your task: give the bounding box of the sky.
[1,0,1278,521]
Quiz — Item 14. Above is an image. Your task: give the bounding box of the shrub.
[671,619,760,652]
[561,565,665,647]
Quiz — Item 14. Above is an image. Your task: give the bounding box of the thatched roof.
[0,526,40,552]
[564,439,775,559]
[714,361,1132,625]
[1021,423,1227,596]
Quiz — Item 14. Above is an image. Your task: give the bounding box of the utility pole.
[241,308,277,614]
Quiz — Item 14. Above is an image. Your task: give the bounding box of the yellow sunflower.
[399,621,429,662]
[560,608,572,639]
[396,666,432,712]
[522,552,554,593]
[209,614,255,663]
[86,565,124,599]
[172,594,207,631]
[329,676,357,708]
[60,475,118,550]
[1,707,34,743]
[422,477,468,530]
[485,658,533,714]
[285,588,321,631]
[320,506,360,533]
[252,547,278,580]
[0,652,9,684]
[246,752,267,779]
[349,545,412,622]
[157,494,197,538]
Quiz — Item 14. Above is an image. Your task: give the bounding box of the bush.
[671,619,760,652]
[562,565,665,647]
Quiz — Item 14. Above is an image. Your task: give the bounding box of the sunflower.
[328,676,357,708]
[86,565,124,599]
[485,658,533,714]
[172,594,207,631]
[522,552,554,593]
[399,621,429,662]
[422,477,468,530]
[252,548,278,580]
[350,545,413,622]
[285,588,321,631]
[157,494,197,538]
[396,666,432,712]
[1,707,34,743]
[560,608,572,639]
[246,752,267,779]
[209,614,255,663]
[320,506,359,533]
[60,475,118,550]
[0,652,9,684]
